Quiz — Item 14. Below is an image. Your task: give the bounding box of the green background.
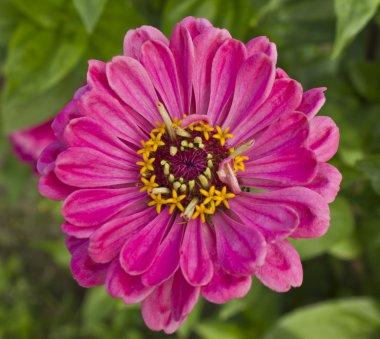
[1,0,380,338]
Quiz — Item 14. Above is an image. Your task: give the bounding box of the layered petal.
[179,16,213,39]
[255,240,302,292]
[246,36,277,62]
[38,171,75,201]
[297,87,327,118]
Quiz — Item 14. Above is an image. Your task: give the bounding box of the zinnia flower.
[37,17,341,333]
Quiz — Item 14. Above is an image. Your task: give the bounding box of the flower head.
[37,17,341,334]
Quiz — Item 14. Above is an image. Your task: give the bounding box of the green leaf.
[357,155,380,195]
[328,236,361,260]
[196,321,246,339]
[291,197,355,260]
[333,0,380,58]
[263,298,380,339]
[73,0,108,34]
[348,61,380,102]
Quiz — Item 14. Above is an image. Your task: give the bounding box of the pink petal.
[233,78,303,144]
[87,60,109,91]
[170,24,194,115]
[62,222,99,238]
[120,211,173,275]
[307,116,339,162]
[248,187,330,239]
[297,87,327,118]
[55,147,139,188]
[255,240,302,292]
[241,147,318,186]
[304,162,342,203]
[246,36,277,62]
[193,28,231,115]
[223,53,275,130]
[88,208,156,263]
[142,270,200,334]
[207,39,246,125]
[201,263,252,304]
[179,16,213,39]
[229,196,299,242]
[212,211,266,276]
[276,68,289,79]
[9,119,55,167]
[140,40,183,119]
[180,219,214,286]
[106,56,160,122]
[142,219,184,286]
[66,235,86,254]
[70,240,108,288]
[38,171,75,201]
[37,141,65,176]
[63,187,146,226]
[246,112,309,160]
[124,25,169,60]
[106,259,154,303]
[79,89,150,143]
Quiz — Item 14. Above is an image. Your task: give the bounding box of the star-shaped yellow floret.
[233,155,249,172]
[212,126,233,146]
[140,175,159,192]
[148,193,167,213]
[214,186,235,209]
[136,154,155,174]
[199,186,218,205]
[166,189,186,214]
[149,132,165,151]
[194,122,214,140]
[137,140,155,157]
[152,121,166,134]
[171,117,183,128]
[192,203,214,223]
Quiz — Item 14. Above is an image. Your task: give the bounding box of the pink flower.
[9,119,55,170]
[37,17,341,333]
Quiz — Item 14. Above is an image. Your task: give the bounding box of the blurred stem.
[366,21,379,60]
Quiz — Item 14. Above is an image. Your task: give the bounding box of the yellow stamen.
[214,186,235,209]
[137,140,155,157]
[166,190,186,214]
[199,186,217,205]
[149,132,165,151]
[136,154,155,174]
[140,175,158,192]
[152,121,166,134]
[194,122,214,140]
[171,117,183,128]
[212,126,234,146]
[233,155,249,172]
[192,204,214,223]
[148,194,168,213]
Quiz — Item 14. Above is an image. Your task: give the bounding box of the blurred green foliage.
[1,0,380,338]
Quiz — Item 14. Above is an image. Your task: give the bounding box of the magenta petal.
[170,24,194,115]
[142,270,200,334]
[229,196,299,242]
[140,40,183,119]
[207,39,246,125]
[88,208,155,263]
[37,141,65,175]
[63,187,145,226]
[55,147,138,188]
[304,163,342,203]
[201,263,252,304]
[142,220,184,287]
[249,188,330,239]
[223,53,275,130]
[233,78,303,144]
[307,116,339,162]
[87,60,109,91]
[120,211,173,275]
[212,211,266,276]
[246,112,309,160]
[179,16,213,39]
[124,25,169,60]
[255,240,302,292]
[180,219,213,286]
[38,171,75,201]
[106,56,160,122]
[70,240,108,288]
[297,87,327,118]
[63,117,139,163]
[62,222,99,238]
[246,36,277,62]
[66,235,86,254]
[241,147,318,186]
[193,28,231,115]
[106,259,154,303]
